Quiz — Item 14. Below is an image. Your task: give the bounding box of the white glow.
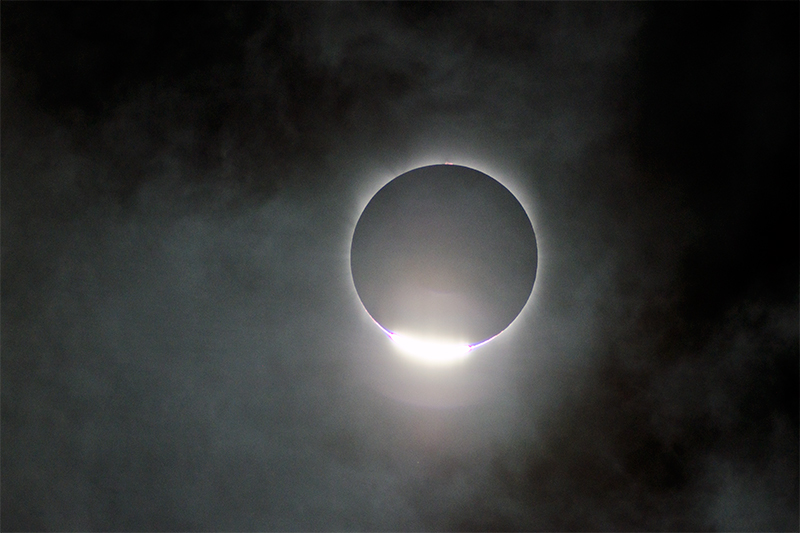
[367,315,502,366]
[386,331,473,366]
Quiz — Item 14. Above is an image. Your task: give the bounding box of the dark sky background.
[2,2,798,531]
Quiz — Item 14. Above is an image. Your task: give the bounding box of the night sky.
[2,2,798,531]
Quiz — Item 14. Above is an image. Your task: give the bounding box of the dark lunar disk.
[351,164,537,346]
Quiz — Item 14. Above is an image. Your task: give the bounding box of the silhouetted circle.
[351,164,537,346]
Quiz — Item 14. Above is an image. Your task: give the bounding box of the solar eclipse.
[350,164,537,364]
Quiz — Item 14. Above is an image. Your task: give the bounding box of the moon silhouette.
[351,164,537,361]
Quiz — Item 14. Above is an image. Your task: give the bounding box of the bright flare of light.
[385,331,473,365]
[366,315,501,366]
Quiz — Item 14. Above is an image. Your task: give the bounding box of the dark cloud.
[2,2,797,531]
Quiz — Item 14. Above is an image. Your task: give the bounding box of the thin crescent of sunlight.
[371,318,500,366]
[387,331,473,365]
